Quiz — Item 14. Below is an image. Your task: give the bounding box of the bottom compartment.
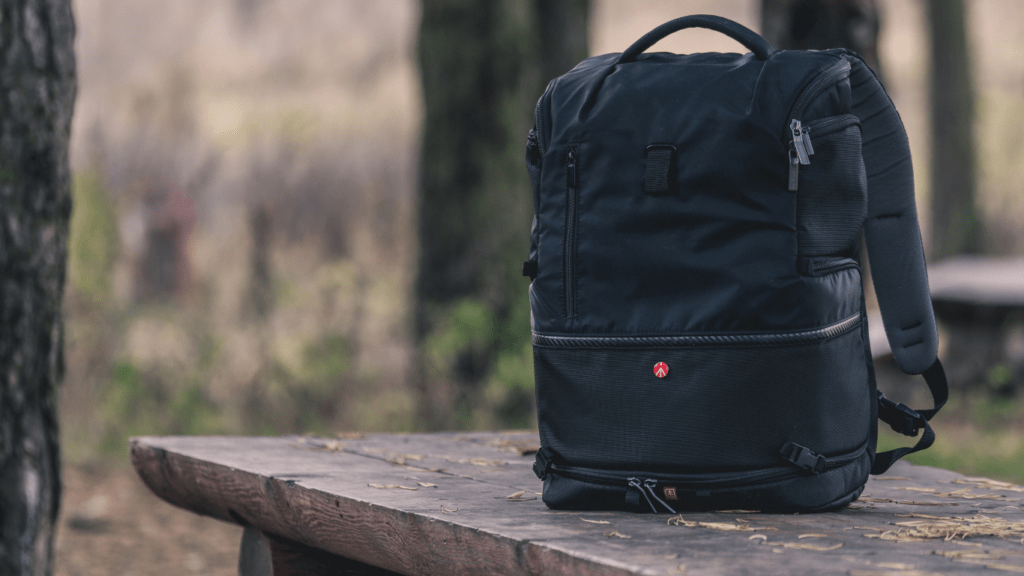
[540,450,871,513]
[533,320,871,473]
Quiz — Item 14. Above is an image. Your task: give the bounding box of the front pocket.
[533,317,870,473]
[790,115,868,258]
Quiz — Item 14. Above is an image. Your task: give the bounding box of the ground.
[55,460,241,576]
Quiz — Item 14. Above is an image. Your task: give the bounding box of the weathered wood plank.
[132,434,1024,575]
[929,257,1024,307]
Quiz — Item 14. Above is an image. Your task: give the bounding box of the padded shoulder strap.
[842,51,937,376]
[840,50,948,474]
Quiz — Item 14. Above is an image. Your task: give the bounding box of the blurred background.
[53,0,1024,574]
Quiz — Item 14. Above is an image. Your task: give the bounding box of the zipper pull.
[790,119,811,165]
[643,479,678,514]
[801,126,814,157]
[628,477,658,513]
[788,147,800,192]
[566,149,577,188]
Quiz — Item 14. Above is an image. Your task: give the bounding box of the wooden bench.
[927,256,1024,391]
[131,432,1024,575]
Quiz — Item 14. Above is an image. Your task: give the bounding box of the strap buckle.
[877,390,926,437]
[780,442,826,475]
[533,446,555,480]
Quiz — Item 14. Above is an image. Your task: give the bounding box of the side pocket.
[792,115,867,259]
[524,128,543,277]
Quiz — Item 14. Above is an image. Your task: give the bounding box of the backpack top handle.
[617,15,776,63]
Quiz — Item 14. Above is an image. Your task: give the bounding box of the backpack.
[523,15,948,513]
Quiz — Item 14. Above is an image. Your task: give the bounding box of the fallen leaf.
[870,562,917,569]
[507,490,526,499]
[440,505,458,514]
[417,482,437,488]
[847,565,942,569]
[798,534,829,539]
[667,516,771,531]
[581,519,611,524]
[367,484,418,490]
[767,542,843,551]
[897,487,938,493]
[605,531,631,538]
[953,478,1024,493]
[748,534,767,541]
[289,440,345,452]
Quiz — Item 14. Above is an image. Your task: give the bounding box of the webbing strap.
[872,359,948,474]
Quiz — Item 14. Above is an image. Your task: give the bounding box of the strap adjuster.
[522,261,538,280]
[877,390,926,437]
[780,442,826,474]
[533,446,556,479]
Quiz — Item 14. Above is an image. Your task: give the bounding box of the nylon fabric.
[526,16,944,513]
[534,326,870,473]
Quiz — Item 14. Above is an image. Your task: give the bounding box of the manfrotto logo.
[653,362,669,378]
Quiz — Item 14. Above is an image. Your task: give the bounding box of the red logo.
[653,362,669,378]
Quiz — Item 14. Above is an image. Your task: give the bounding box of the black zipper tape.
[563,145,580,318]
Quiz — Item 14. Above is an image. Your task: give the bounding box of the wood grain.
[132,434,1024,575]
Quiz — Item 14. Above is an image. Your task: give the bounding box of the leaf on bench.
[368,484,418,490]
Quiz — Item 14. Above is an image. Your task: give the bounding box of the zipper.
[563,145,580,318]
[548,442,867,512]
[787,114,860,192]
[533,80,556,157]
[799,256,859,277]
[788,58,851,126]
[785,58,852,192]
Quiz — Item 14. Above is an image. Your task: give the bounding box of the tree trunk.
[414,0,587,428]
[0,2,76,574]
[761,0,883,77]
[926,0,981,258]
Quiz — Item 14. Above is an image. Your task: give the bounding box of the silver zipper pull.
[789,148,800,192]
[790,119,811,165]
[628,477,658,513]
[802,126,814,156]
[643,479,678,514]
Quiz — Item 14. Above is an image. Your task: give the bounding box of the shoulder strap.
[840,50,949,474]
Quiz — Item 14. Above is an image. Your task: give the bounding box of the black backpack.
[523,15,948,513]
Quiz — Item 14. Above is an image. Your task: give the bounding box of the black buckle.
[877,390,926,437]
[533,446,555,480]
[780,442,826,475]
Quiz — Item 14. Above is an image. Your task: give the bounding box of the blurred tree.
[0,1,76,574]
[415,0,588,428]
[761,0,883,74]
[926,0,981,258]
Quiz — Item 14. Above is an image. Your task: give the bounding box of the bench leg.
[238,525,402,576]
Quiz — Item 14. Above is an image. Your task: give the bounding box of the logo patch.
[653,362,669,378]
[663,486,678,500]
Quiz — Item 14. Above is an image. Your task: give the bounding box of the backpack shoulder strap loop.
[840,51,949,474]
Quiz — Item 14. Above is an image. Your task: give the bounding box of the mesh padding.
[797,123,868,257]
